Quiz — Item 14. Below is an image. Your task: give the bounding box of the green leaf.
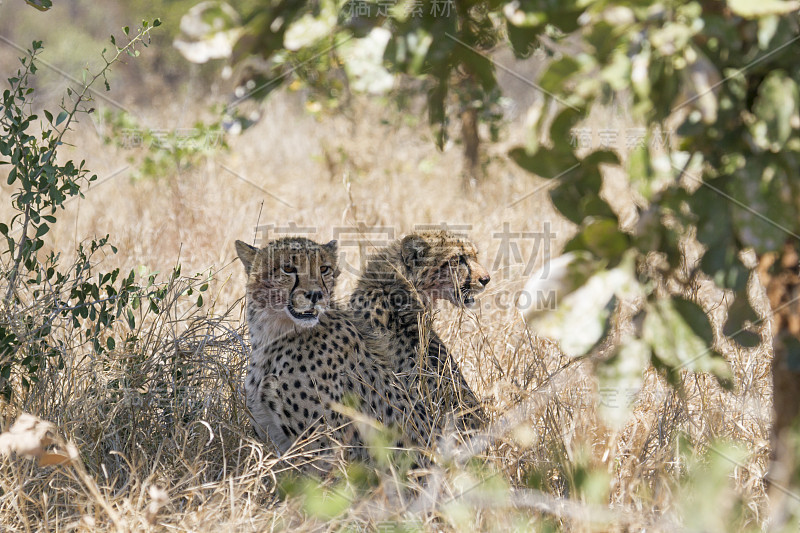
[549,107,584,155]
[427,79,448,150]
[723,293,761,348]
[750,71,799,151]
[728,0,800,18]
[627,145,654,200]
[757,14,780,48]
[644,299,700,368]
[338,29,395,94]
[529,148,619,225]
[581,217,630,262]
[728,159,797,255]
[505,22,541,58]
[35,223,49,237]
[543,6,586,33]
[693,187,751,291]
[107,337,116,350]
[549,172,614,225]
[596,337,650,429]
[300,480,352,520]
[177,3,247,63]
[580,149,620,169]
[672,298,714,346]
[522,253,639,357]
[643,298,732,385]
[676,439,749,531]
[585,20,625,63]
[539,56,581,94]
[509,146,579,179]
[456,43,497,92]
[24,0,52,11]
[55,111,68,126]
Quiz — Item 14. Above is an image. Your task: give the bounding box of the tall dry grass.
[0,18,779,531]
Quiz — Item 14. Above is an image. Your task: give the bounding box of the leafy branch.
[2,20,161,303]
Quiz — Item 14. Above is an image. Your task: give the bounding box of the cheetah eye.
[320,265,332,275]
[280,264,297,275]
[444,255,464,268]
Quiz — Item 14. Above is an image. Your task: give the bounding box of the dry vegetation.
[0,8,781,531]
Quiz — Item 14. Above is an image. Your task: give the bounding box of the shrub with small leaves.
[0,22,210,402]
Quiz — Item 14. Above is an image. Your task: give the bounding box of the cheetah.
[349,230,491,438]
[235,237,427,463]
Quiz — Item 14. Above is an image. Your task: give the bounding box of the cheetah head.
[400,231,490,309]
[235,237,339,331]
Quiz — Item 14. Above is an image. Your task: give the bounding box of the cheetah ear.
[235,240,258,273]
[322,240,340,277]
[400,234,427,268]
[322,239,338,256]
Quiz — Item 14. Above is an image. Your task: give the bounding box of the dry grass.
[0,14,781,530]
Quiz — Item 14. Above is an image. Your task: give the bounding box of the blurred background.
[0,0,572,291]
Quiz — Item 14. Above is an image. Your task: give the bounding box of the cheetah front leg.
[246,371,297,452]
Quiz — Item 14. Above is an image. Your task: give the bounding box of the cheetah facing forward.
[235,237,426,461]
[350,230,491,437]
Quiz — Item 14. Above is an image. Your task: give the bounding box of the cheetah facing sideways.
[350,230,491,438]
[235,237,427,461]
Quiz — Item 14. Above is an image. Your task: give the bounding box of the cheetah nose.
[478,275,490,287]
[306,290,324,304]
